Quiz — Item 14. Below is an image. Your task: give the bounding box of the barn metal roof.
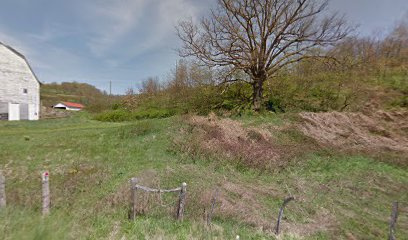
[62,102,85,108]
[0,41,42,85]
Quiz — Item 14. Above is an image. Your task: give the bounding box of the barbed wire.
[134,184,181,193]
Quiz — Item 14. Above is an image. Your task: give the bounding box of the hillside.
[40,82,120,113]
[0,112,406,239]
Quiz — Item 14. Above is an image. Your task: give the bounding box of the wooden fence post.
[130,178,138,221]
[275,196,294,235]
[177,182,187,221]
[42,171,50,216]
[0,171,5,208]
[389,201,399,240]
[207,188,219,226]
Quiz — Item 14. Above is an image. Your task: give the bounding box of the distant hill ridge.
[41,82,106,106]
[41,82,119,113]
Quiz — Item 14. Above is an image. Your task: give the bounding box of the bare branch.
[176,0,351,110]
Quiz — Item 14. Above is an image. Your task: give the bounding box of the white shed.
[0,41,41,120]
[53,102,84,111]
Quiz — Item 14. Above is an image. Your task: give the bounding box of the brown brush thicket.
[174,114,279,170]
[170,113,323,172]
[264,15,408,112]
[122,60,224,115]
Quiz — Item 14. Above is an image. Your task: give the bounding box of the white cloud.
[0,25,54,71]
[152,0,198,45]
[28,23,79,43]
[83,0,148,57]
[0,25,33,56]
[0,22,89,79]
[0,0,206,92]
[82,0,199,60]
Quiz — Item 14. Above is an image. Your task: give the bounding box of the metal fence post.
[275,196,294,235]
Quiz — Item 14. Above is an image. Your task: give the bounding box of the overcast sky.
[0,0,407,94]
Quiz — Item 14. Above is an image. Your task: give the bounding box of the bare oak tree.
[177,0,351,111]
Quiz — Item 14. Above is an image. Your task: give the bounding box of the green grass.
[93,108,176,122]
[0,114,407,239]
[233,112,288,128]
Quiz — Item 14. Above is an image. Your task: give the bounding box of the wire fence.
[129,177,187,221]
[0,170,404,239]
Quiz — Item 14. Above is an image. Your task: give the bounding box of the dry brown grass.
[176,110,408,171]
[188,177,339,238]
[216,181,277,228]
[175,113,282,171]
[284,209,338,238]
[299,110,408,166]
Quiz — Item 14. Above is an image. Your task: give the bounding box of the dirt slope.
[181,114,280,169]
[299,110,408,155]
[178,110,408,170]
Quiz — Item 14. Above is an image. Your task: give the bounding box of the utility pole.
[175,61,178,79]
[109,80,112,96]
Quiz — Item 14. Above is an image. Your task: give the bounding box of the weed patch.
[173,114,281,171]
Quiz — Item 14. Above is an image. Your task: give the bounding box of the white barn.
[0,41,41,120]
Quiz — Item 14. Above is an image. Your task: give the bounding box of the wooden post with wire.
[42,171,50,215]
[0,171,6,208]
[127,178,186,221]
[176,182,187,221]
[207,188,219,226]
[129,178,138,221]
[388,201,399,240]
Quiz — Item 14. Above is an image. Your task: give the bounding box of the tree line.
[94,0,408,119]
[119,7,406,116]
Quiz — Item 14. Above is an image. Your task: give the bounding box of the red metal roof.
[62,102,84,108]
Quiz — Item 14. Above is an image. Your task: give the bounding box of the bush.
[93,109,129,122]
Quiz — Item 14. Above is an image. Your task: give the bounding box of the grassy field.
[0,113,407,239]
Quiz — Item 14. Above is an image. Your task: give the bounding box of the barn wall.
[20,103,29,120]
[0,44,40,120]
[0,102,7,113]
[0,102,8,120]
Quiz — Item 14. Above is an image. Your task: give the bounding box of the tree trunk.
[252,77,265,112]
